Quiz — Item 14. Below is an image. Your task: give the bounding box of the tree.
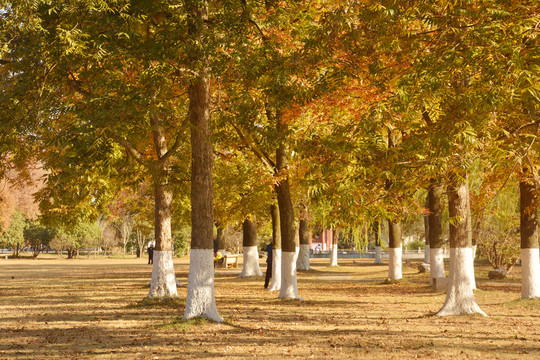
[268,204,282,291]
[112,211,134,258]
[428,180,446,286]
[237,218,263,277]
[297,217,311,271]
[2,1,196,298]
[49,221,101,259]
[23,221,54,257]
[182,0,221,322]
[474,179,520,274]
[49,227,77,259]
[519,169,540,298]
[437,171,485,316]
[0,210,26,256]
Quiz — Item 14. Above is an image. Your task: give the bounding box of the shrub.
[405,239,425,251]
[173,227,190,257]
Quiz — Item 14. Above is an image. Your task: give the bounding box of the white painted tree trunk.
[297,244,310,270]
[279,250,301,299]
[388,247,402,280]
[329,244,338,266]
[521,248,540,299]
[183,249,223,322]
[469,245,477,290]
[437,248,486,316]
[268,249,282,291]
[148,250,178,298]
[238,246,263,277]
[374,246,383,264]
[430,247,445,286]
[424,244,430,264]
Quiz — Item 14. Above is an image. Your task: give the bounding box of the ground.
[0,255,539,359]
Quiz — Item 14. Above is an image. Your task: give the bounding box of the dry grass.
[1,255,539,359]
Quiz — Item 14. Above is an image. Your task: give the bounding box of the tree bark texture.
[437,171,485,316]
[271,204,282,250]
[183,0,221,322]
[299,219,309,246]
[373,221,381,247]
[189,74,213,250]
[154,180,173,252]
[297,218,310,270]
[275,173,296,252]
[215,225,225,251]
[448,173,469,249]
[238,219,262,277]
[428,181,444,249]
[520,178,540,298]
[273,112,299,299]
[428,181,445,284]
[424,193,430,247]
[148,118,177,298]
[268,204,282,291]
[242,219,257,247]
[388,221,402,249]
[520,179,538,250]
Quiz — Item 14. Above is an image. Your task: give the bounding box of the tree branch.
[230,122,276,170]
[421,106,434,126]
[158,116,190,164]
[108,131,151,169]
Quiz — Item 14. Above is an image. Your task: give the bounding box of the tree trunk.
[388,221,402,280]
[466,180,476,290]
[297,218,310,270]
[437,171,485,316]
[136,230,145,258]
[215,224,226,251]
[428,180,445,286]
[424,193,430,264]
[148,115,178,298]
[238,219,263,277]
[183,0,221,321]
[520,177,540,299]
[373,221,383,264]
[148,177,178,298]
[268,204,281,291]
[329,228,338,267]
[274,115,300,299]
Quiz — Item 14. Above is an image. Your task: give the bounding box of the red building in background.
[311,229,333,251]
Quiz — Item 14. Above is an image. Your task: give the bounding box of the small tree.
[0,210,26,256]
[75,222,102,256]
[173,227,191,258]
[475,183,520,273]
[23,221,54,257]
[49,227,78,259]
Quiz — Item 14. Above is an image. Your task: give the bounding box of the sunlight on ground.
[0,256,538,359]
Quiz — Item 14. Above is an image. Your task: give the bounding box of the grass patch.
[127,297,185,309]
[157,317,212,331]
[504,297,540,309]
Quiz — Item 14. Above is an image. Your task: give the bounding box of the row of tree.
[1,1,539,321]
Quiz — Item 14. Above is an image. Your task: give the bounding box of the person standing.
[264,242,272,289]
[147,242,154,265]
